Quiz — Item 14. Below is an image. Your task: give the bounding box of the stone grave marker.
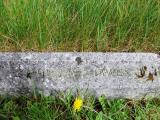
[0,52,160,99]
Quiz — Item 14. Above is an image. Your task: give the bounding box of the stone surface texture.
[0,52,160,99]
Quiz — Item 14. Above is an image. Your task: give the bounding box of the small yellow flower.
[73,97,83,111]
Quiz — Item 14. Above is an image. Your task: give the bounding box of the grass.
[0,1,160,119]
[0,0,160,52]
[1,93,160,120]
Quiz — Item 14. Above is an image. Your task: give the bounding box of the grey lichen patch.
[135,65,159,82]
[158,66,160,74]
[154,69,158,76]
[147,72,154,82]
[73,69,82,80]
[26,72,32,79]
[75,57,83,65]
[157,52,160,58]
[0,58,46,96]
[158,70,160,76]
[135,66,147,78]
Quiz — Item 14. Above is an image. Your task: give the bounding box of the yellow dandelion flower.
[73,97,83,111]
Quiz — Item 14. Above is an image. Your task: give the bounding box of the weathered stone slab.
[0,52,160,99]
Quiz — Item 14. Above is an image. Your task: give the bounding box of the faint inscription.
[108,68,132,76]
[47,65,133,81]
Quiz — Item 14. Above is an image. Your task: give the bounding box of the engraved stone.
[0,52,159,99]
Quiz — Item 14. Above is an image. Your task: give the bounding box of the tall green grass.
[0,0,160,51]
